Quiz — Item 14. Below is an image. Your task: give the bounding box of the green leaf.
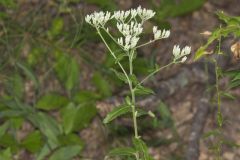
[54,51,80,91]
[133,138,153,160]
[92,72,112,97]
[103,104,131,124]
[83,0,116,10]
[154,0,205,20]
[0,134,19,152]
[217,112,223,127]
[202,129,221,139]
[158,102,174,128]
[129,74,139,85]
[135,85,154,95]
[220,92,235,100]
[36,93,68,110]
[74,103,97,131]
[48,17,64,37]
[110,68,128,83]
[16,62,39,89]
[58,134,84,147]
[60,103,77,134]
[0,121,9,138]
[28,112,61,149]
[49,145,82,160]
[73,90,101,103]
[109,147,136,156]
[5,74,24,99]
[0,148,12,160]
[21,131,44,153]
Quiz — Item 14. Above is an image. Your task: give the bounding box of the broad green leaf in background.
[0,134,19,152]
[48,17,64,37]
[73,102,97,131]
[109,147,136,157]
[82,0,116,10]
[5,73,24,99]
[28,112,61,149]
[110,68,128,84]
[16,62,39,89]
[54,51,80,91]
[73,90,101,103]
[92,72,112,97]
[36,93,69,111]
[103,104,131,124]
[0,0,17,8]
[21,131,44,153]
[0,121,9,138]
[60,103,77,134]
[0,148,12,160]
[153,0,205,20]
[58,133,84,147]
[49,145,82,160]
[157,102,174,128]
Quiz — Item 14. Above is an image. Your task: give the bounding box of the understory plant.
[195,11,240,159]
[85,6,191,160]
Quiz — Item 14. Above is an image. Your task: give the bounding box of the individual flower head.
[117,36,140,51]
[117,22,143,37]
[113,10,130,22]
[152,26,170,40]
[173,45,191,63]
[85,11,112,27]
[137,6,156,21]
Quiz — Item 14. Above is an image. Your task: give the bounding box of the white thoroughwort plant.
[85,6,191,160]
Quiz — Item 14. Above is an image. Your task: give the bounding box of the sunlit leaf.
[103,104,131,124]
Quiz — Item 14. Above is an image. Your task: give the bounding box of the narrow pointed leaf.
[103,105,131,124]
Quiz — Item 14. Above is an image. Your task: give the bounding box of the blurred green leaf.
[0,0,17,8]
[48,17,64,37]
[110,68,128,83]
[158,102,174,128]
[83,0,116,10]
[0,121,9,138]
[36,93,69,110]
[16,62,39,89]
[135,85,154,95]
[73,102,97,131]
[153,0,205,20]
[21,131,44,153]
[61,103,77,134]
[202,129,221,139]
[58,133,84,147]
[0,148,12,160]
[92,72,112,97]
[49,145,82,160]
[103,104,131,124]
[54,51,80,91]
[28,112,61,149]
[109,147,136,157]
[73,90,100,103]
[5,74,24,99]
[0,134,19,152]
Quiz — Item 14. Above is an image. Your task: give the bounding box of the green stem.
[129,50,138,138]
[96,28,130,84]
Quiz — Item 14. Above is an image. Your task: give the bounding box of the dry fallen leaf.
[231,41,240,59]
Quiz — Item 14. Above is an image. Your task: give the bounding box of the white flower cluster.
[113,10,131,22]
[85,11,111,27]
[153,26,170,40]
[172,45,191,63]
[117,36,140,50]
[117,22,143,37]
[137,6,155,21]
